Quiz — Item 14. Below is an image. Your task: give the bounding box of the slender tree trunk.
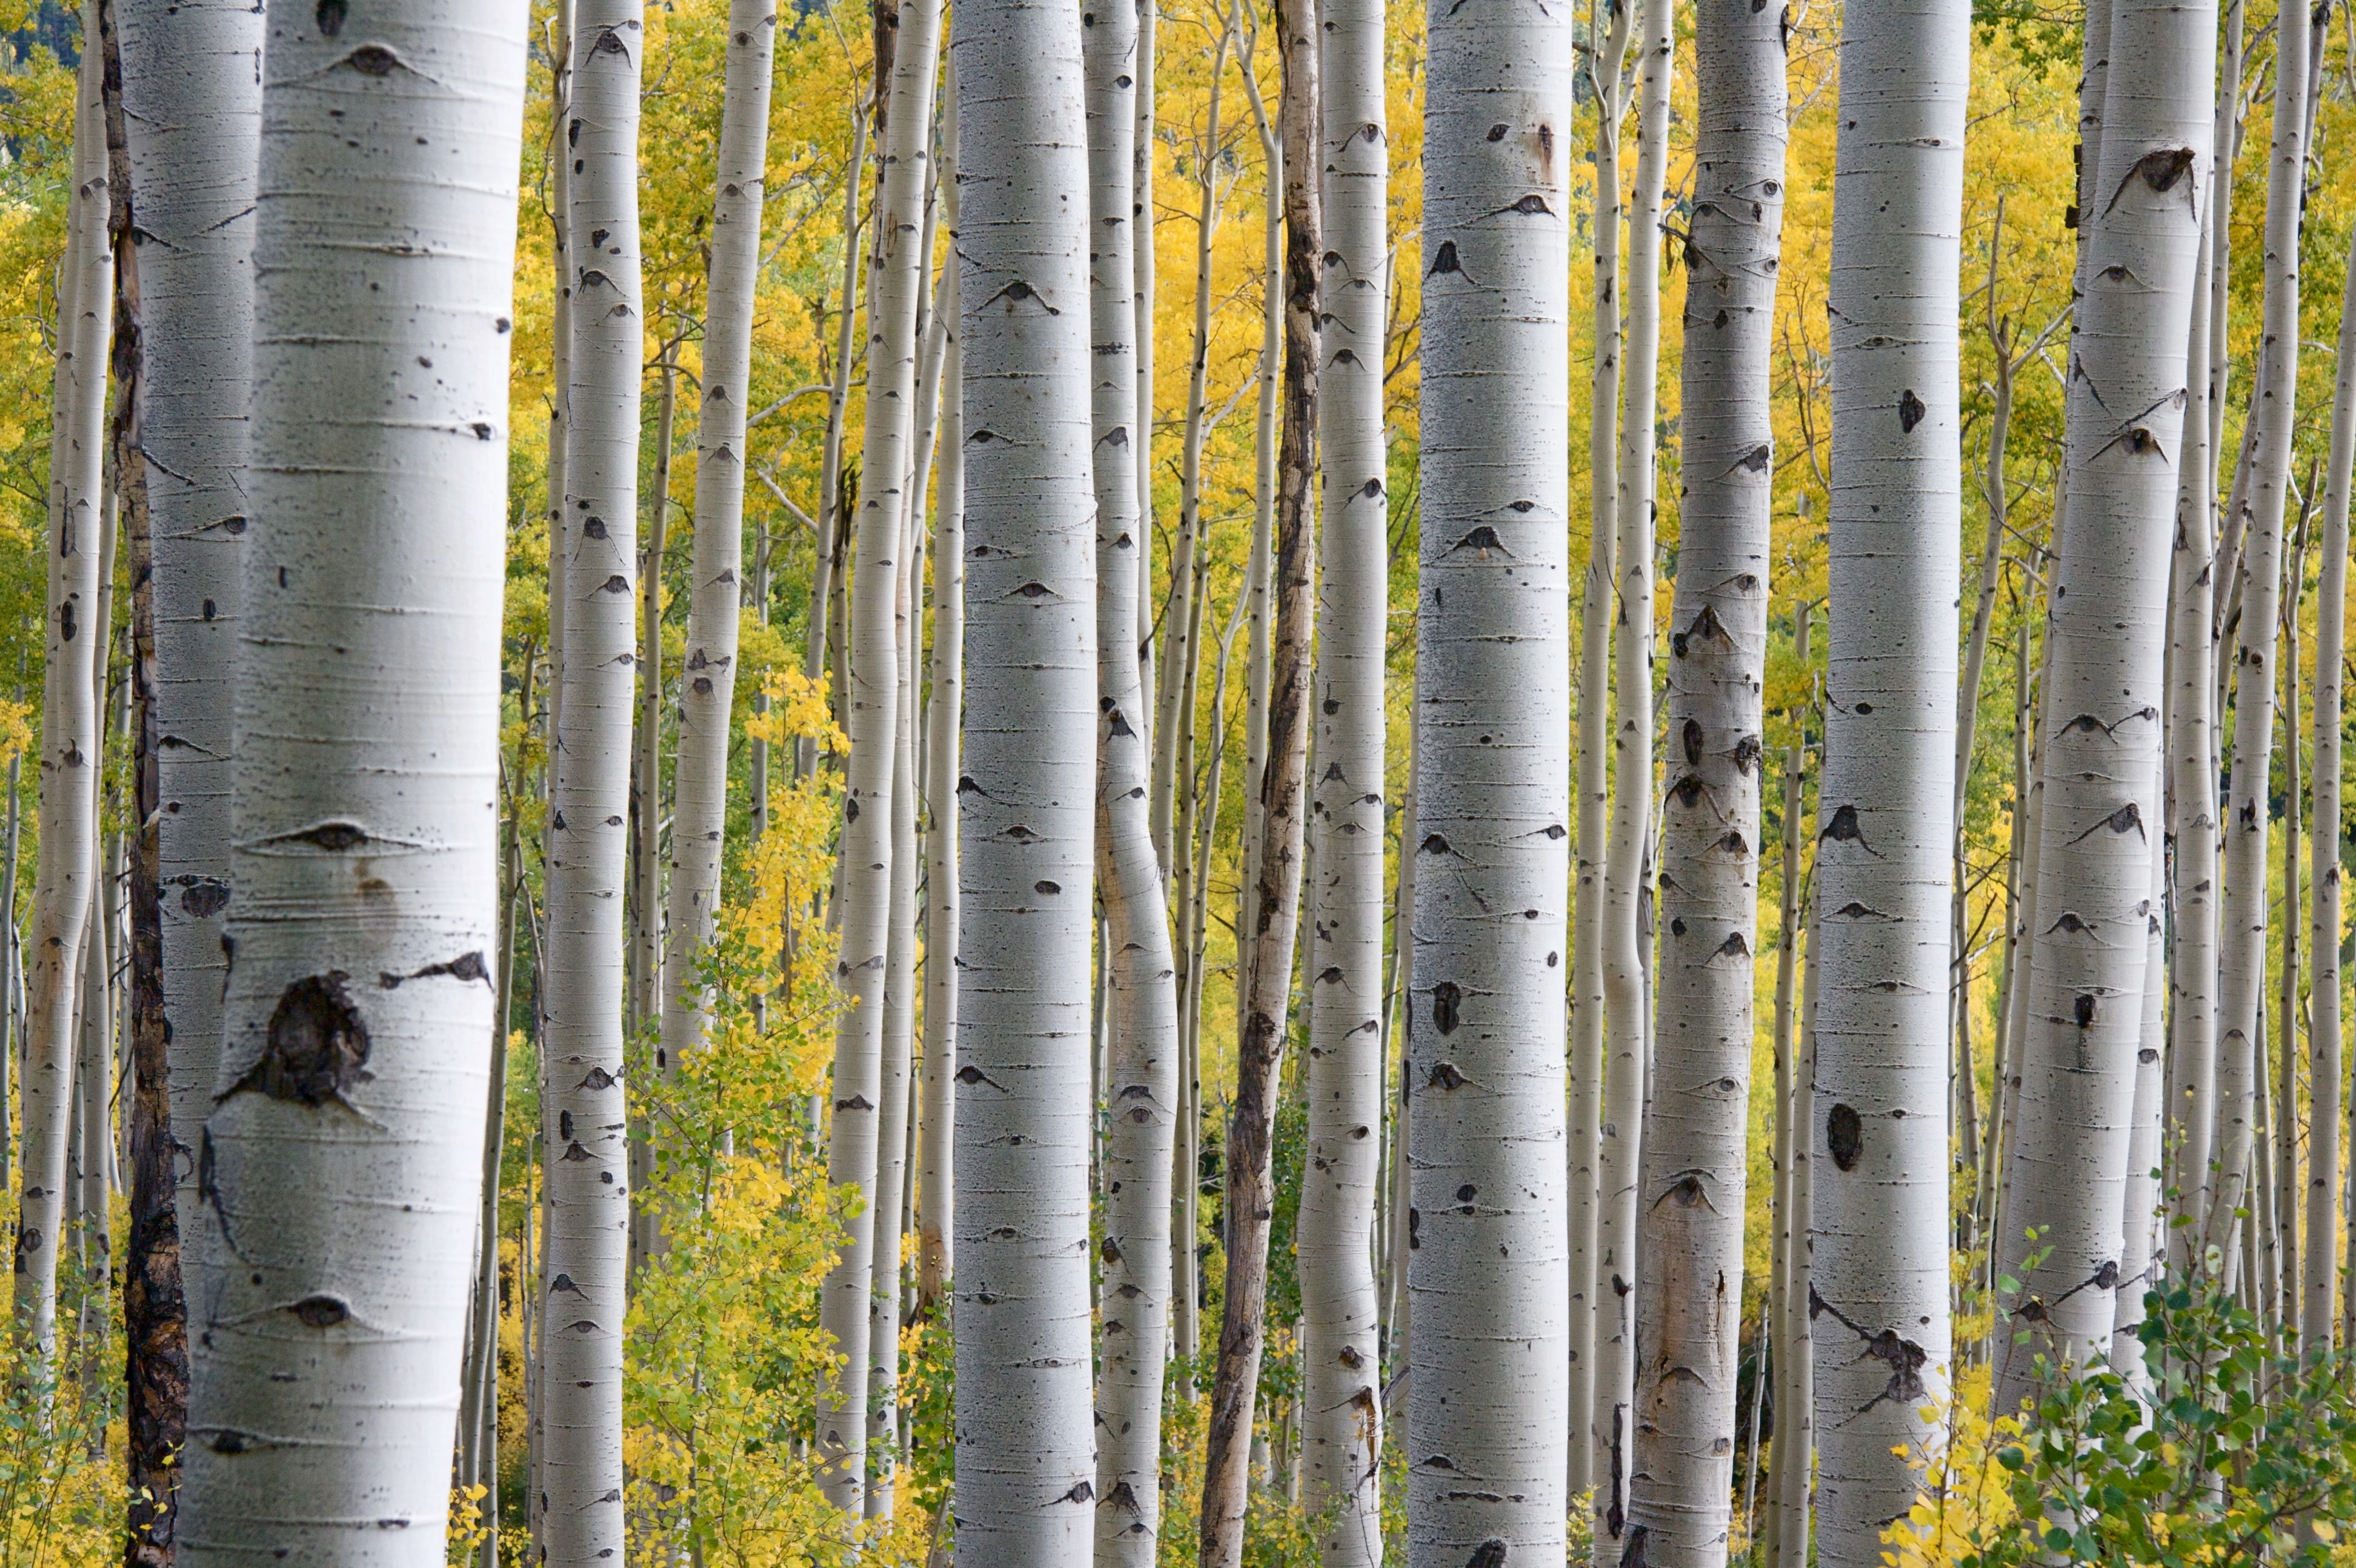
[1236,24,1279,1020]
[2304,224,2354,1366]
[1628,0,1785,1556]
[804,100,870,782]
[174,2,524,1549]
[18,15,111,1367]
[1773,881,1819,1568]
[1569,0,1631,1498]
[951,0,1099,1551]
[915,59,963,1320]
[1811,0,1968,1558]
[2111,749,2169,1392]
[1404,0,1576,1558]
[1596,0,1671,1550]
[2207,0,2301,1287]
[1134,0,1159,757]
[2277,516,2309,1344]
[1085,0,1180,1552]
[1994,0,2214,1414]
[1199,2,1317,1554]
[1761,605,1808,1566]
[1298,0,1388,1548]
[541,4,645,1561]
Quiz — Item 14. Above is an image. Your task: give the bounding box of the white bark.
[1085,0,1178,1554]
[660,0,776,1108]
[541,3,644,1560]
[175,1,524,1552]
[1569,0,1630,1499]
[1809,0,1967,1559]
[820,0,942,1506]
[1994,0,2213,1414]
[16,21,110,1364]
[1762,610,1809,1568]
[951,0,1100,1552]
[115,0,262,1316]
[1773,879,1819,1568]
[1407,0,1572,1555]
[1628,0,1785,1556]
[1298,0,1386,1549]
[2112,752,2169,1390]
[1596,0,1669,1549]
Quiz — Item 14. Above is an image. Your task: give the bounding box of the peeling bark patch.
[1826,1103,1863,1170]
[1431,981,1462,1034]
[228,974,370,1109]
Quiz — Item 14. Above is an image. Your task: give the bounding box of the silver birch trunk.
[2207,0,2300,1283]
[1597,0,1670,1549]
[820,0,942,1504]
[1406,0,1573,1556]
[175,2,524,1551]
[951,0,1100,1552]
[1627,0,1785,1556]
[115,0,261,1320]
[1810,0,1968,1558]
[1298,0,1387,1547]
[17,24,110,1364]
[659,0,776,1109]
[1086,0,1179,1554]
[2304,224,2354,1366]
[1994,0,2213,1413]
[541,4,644,1560]
[1569,0,1631,1498]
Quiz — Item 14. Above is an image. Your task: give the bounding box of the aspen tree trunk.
[1298,0,1388,1545]
[1597,0,1671,1549]
[1994,0,2213,1412]
[951,0,1099,1550]
[175,2,525,1552]
[1199,1,1318,1552]
[1236,16,1279,1011]
[1570,0,1632,1496]
[916,65,963,1318]
[2208,0,2301,1280]
[2168,204,2221,1270]
[540,4,644,1561]
[660,0,776,1106]
[2111,753,2169,1390]
[1774,883,1819,1568]
[1761,606,1808,1567]
[2303,225,2354,1366]
[1406,0,1574,1555]
[820,0,942,1504]
[17,23,111,1364]
[1134,0,1159,737]
[1628,0,1785,1555]
[115,0,259,1338]
[2277,520,2308,1343]
[1085,0,1180,1552]
[1810,0,1968,1555]
[803,101,869,783]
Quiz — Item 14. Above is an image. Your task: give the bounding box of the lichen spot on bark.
[230,972,371,1110]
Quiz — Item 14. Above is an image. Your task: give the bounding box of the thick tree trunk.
[950,0,1099,1551]
[1297,0,1388,1549]
[1199,0,1317,1553]
[1085,0,1179,1554]
[1596,0,1671,1551]
[17,15,111,1367]
[1569,0,1630,1498]
[1994,0,2214,1414]
[1405,0,1574,1555]
[1628,0,1785,1556]
[1810,0,1968,1560]
[540,4,645,1561]
[174,2,524,1551]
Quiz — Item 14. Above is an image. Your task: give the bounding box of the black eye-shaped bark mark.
[1682,717,1706,765]
[2074,994,2097,1029]
[228,973,371,1112]
[1468,1539,1509,1568]
[1732,734,1762,775]
[316,0,347,36]
[378,951,491,991]
[977,278,1060,316]
[1826,1103,1863,1171]
[1710,932,1751,964]
[1671,604,1729,659]
[2108,145,2197,214]
[1819,803,1880,855]
[1427,1061,1465,1091]
[1670,774,1705,809]
[1451,525,1509,557]
[180,879,230,919]
[343,44,404,76]
[289,1294,351,1329]
[1407,1207,1420,1249]
[1428,240,1462,276]
[2045,910,2092,935]
[1061,1481,1094,1504]
[1431,982,1462,1034]
[1421,832,1453,856]
[1898,389,1927,433]
[1857,1327,1929,1410]
[1828,900,1892,921]
[954,1063,1007,1092]
[2069,801,2146,843]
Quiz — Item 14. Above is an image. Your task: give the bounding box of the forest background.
[0,0,2337,1560]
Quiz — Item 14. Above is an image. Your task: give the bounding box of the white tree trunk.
[1809,0,1968,1560]
[1406,0,1573,1556]
[115,0,262,1320]
[1298,0,1386,1550]
[659,0,775,1114]
[2111,752,2169,1390]
[1992,0,2213,1416]
[1085,0,1179,1555]
[1628,0,1785,1557]
[1596,0,1670,1550]
[16,19,111,1365]
[819,0,942,1506]
[951,0,1100,1552]
[175,2,525,1552]
[541,4,644,1561]
[1773,878,1819,1568]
